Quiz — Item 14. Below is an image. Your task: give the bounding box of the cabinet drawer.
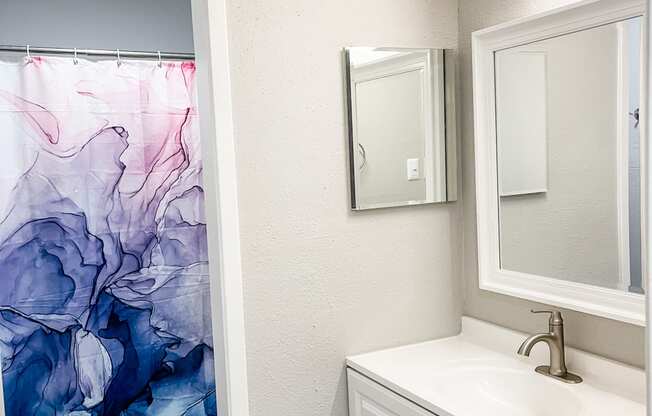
[347,368,437,416]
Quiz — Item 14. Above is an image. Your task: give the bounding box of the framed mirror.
[472,0,646,325]
[343,47,457,210]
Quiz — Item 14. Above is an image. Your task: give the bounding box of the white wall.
[225,1,461,415]
[0,0,194,52]
[498,24,621,290]
[459,0,645,367]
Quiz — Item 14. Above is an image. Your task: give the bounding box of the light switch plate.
[407,158,420,181]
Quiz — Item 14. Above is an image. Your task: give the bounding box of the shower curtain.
[0,55,217,415]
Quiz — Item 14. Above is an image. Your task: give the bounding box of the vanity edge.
[346,316,645,414]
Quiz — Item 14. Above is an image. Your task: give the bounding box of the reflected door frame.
[472,0,647,326]
[616,18,647,294]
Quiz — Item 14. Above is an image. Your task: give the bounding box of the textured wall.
[225,1,461,415]
[0,0,194,52]
[459,0,645,367]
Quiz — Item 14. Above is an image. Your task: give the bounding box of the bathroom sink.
[430,362,582,416]
[346,318,645,416]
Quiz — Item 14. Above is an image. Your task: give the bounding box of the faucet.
[517,310,582,384]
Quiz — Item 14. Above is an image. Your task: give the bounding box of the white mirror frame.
[472,0,647,326]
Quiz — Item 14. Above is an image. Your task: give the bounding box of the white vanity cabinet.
[347,369,437,416]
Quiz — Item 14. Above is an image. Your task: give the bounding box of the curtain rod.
[0,45,194,60]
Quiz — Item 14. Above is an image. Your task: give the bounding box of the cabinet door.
[347,368,437,416]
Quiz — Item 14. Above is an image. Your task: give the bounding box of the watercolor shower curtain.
[0,56,217,415]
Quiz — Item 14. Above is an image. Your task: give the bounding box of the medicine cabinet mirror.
[343,47,457,210]
[473,0,646,325]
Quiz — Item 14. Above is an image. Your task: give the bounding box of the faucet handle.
[531,310,563,325]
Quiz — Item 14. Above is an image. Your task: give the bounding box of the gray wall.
[459,0,645,367]
[0,0,194,52]
[225,0,461,415]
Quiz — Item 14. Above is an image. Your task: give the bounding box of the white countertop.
[346,317,645,416]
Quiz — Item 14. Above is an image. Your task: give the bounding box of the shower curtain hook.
[116,49,122,67]
[157,51,162,68]
[26,45,33,63]
[73,48,79,65]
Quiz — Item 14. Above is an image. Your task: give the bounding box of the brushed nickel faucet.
[517,310,582,384]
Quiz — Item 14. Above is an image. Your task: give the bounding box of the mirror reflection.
[345,47,456,210]
[496,17,644,294]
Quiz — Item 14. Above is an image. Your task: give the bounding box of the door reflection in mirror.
[344,47,457,210]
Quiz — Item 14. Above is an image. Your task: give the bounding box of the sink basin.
[346,318,645,416]
[431,362,582,416]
